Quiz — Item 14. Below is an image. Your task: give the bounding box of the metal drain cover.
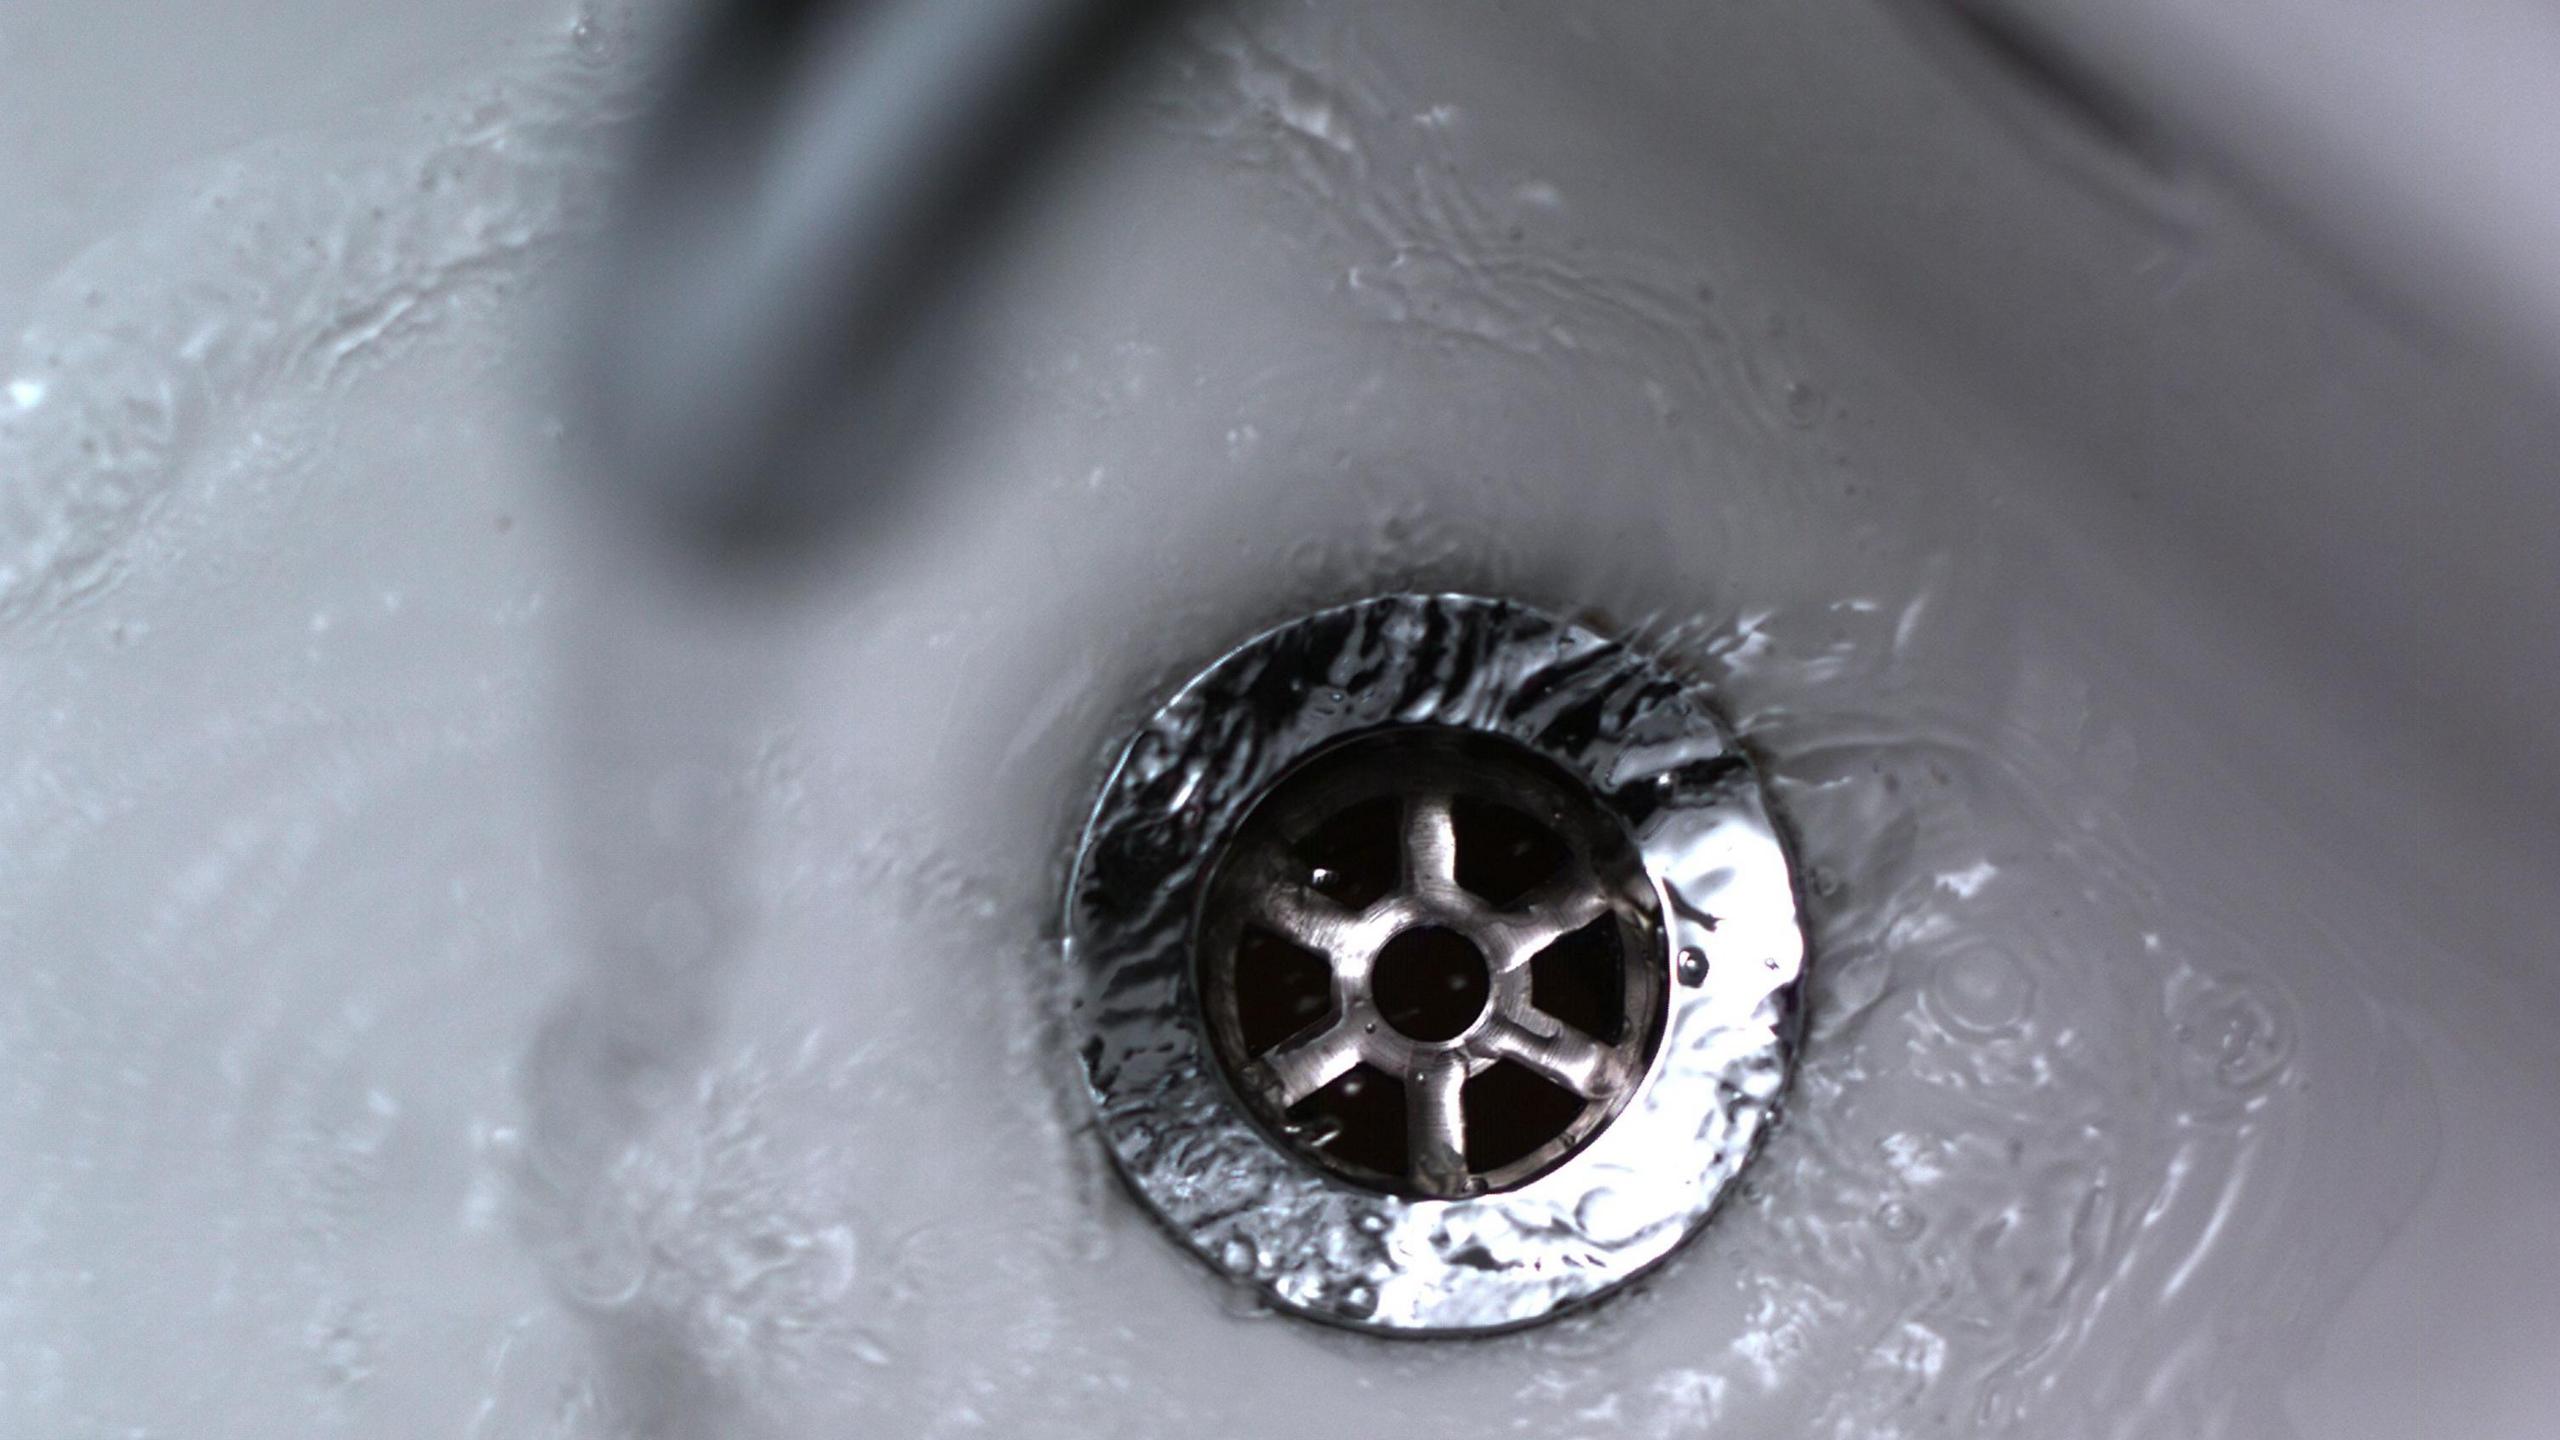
[1064,594,1805,1334]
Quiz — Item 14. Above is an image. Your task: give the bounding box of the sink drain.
[1197,728,1664,1198]
[1065,595,1805,1334]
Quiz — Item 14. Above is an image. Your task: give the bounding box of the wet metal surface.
[1066,595,1806,1333]
[1197,726,1664,1199]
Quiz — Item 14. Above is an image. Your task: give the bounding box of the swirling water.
[0,0,2517,1437]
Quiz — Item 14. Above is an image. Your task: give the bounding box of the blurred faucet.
[1914,0,2560,396]
[575,0,1182,561]
[580,0,2560,564]
[526,15,1184,1412]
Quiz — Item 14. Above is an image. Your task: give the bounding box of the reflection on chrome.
[1066,594,1807,1335]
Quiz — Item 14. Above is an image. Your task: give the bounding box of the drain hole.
[1196,725,1670,1196]
[1286,1063,1408,1178]
[1372,926,1492,1041]
[1461,1061,1587,1172]
[1233,927,1337,1055]
[1451,796,1570,907]
[1530,918,1630,1045]
[1078,596,1809,1327]
[1297,795,1401,910]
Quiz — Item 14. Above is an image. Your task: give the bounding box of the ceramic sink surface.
[3,2,2555,1436]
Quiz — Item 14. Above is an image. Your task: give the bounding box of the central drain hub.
[1065,595,1806,1335]
[1197,728,1665,1197]
[1370,927,1490,1041]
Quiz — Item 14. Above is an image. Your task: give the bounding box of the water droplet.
[568,7,609,61]
[1676,946,1709,986]
[2171,975,2291,1091]
[555,1209,647,1309]
[1875,1199,1923,1240]
[1926,945,2034,1037]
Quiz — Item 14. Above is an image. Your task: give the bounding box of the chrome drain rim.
[1064,594,1806,1334]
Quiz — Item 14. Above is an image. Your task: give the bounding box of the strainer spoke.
[1407,1057,1470,1193]
[1486,1017,1617,1098]
[1403,791,1459,889]
[1484,878,1613,969]
[1257,1020,1364,1107]
[1236,848,1362,951]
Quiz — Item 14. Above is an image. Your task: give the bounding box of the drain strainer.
[1196,728,1665,1198]
[1065,594,1805,1334]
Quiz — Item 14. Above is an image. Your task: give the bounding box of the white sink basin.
[5,0,2554,1435]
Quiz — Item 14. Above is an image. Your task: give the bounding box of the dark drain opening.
[1373,926,1491,1041]
[1450,796,1571,907]
[1232,928,1336,1055]
[1287,1063,1407,1178]
[1462,1061,1589,1172]
[1530,919,1630,1044]
[1299,795,1400,909]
